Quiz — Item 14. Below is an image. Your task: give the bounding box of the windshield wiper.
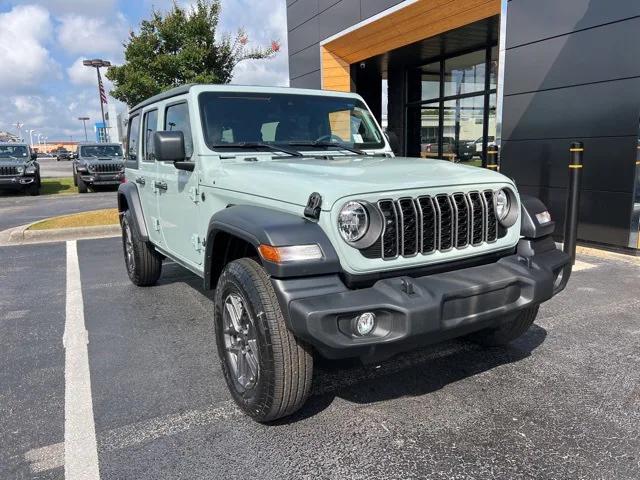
[285,140,367,156]
[210,142,303,157]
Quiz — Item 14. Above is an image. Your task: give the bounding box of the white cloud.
[220,0,289,87]
[16,0,117,16]
[57,12,129,60]
[67,57,101,86]
[0,5,59,91]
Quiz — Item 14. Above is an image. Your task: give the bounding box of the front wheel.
[467,305,539,346]
[214,258,313,422]
[77,174,88,193]
[120,210,162,286]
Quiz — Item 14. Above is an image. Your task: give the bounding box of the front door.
[156,100,203,266]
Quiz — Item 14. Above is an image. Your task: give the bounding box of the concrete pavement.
[1,237,639,479]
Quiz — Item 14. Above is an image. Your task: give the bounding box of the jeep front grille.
[0,165,19,176]
[362,190,500,260]
[92,162,122,173]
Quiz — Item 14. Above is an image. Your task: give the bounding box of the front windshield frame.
[198,92,386,154]
[80,145,123,157]
[0,145,29,158]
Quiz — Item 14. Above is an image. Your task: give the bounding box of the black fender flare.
[204,205,341,289]
[520,194,556,239]
[117,182,149,241]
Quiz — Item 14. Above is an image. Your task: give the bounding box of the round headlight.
[338,201,369,243]
[495,189,510,221]
[16,166,24,174]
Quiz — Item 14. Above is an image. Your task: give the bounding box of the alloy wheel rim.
[222,293,260,393]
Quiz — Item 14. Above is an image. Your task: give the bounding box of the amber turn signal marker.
[258,244,281,263]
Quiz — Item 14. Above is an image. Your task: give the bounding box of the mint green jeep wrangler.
[118,85,571,422]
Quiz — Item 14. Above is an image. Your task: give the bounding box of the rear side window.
[142,109,158,162]
[165,102,194,158]
[126,114,140,167]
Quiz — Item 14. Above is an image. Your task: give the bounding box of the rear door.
[156,99,202,265]
[137,108,162,245]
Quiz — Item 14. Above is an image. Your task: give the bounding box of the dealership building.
[286,0,640,251]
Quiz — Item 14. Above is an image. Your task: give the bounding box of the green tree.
[106,0,280,107]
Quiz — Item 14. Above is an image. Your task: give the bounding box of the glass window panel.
[489,46,498,90]
[442,95,485,163]
[420,62,440,101]
[142,109,158,162]
[444,50,486,97]
[419,104,441,158]
[165,102,194,158]
[127,115,140,160]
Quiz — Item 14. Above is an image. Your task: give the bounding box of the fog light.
[354,312,376,336]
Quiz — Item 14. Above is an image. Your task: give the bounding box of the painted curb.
[2,223,120,246]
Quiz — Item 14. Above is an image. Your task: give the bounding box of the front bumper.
[79,172,123,185]
[272,237,570,361]
[0,176,36,188]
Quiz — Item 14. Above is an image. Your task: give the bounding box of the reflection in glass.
[630,133,640,248]
[419,105,440,158]
[444,50,486,97]
[442,96,485,163]
[421,62,440,102]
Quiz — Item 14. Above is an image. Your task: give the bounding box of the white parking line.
[64,240,100,479]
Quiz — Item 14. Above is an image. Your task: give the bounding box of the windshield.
[199,92,385,151]
[80,145,123,157]
[0,145,28,158]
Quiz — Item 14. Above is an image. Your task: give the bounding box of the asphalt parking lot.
[38,157,74,179]
[0,191,116,231]
[1,236,638,479]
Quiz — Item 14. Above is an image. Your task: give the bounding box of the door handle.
[154,181,168,191]
[135,177,146,185]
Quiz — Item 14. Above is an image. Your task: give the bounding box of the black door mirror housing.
[30,152,38,161]
[154,131,186,162]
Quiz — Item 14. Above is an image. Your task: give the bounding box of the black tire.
[27,181,40,196]
[77,174,88,193]
[120,210,162,286]
[73,169,78,186]
[214,258,313,422]
[468,305,539,346]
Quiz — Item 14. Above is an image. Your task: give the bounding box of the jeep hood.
[215,155,514,209]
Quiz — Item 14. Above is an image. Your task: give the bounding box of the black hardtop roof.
[130,84,195,114]
[0,142,29,147]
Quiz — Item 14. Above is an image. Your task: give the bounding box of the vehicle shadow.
[275,325,547,424]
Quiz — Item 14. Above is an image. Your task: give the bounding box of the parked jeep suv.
[73,143,124,193]
[118,85,572,422]
[0,142,41,195]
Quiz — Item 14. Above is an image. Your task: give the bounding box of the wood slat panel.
[320,0,500,92]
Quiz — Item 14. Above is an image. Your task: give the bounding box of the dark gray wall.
[501,0,640,247]
[287,0,404,88]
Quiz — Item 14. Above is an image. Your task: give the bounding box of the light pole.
[82,59,111,142]
[78,117,90,141]
[14,122,23,141]
[27,129,36,147]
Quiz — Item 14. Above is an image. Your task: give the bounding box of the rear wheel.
[468,306,539,346]
[121,210,162,286]
[214,258,313,422]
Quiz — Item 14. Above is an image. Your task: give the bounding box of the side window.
[142,109,158,162]
[165,102,194,158]
[126,114,140,166]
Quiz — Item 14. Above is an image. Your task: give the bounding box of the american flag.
[99,76,108,104]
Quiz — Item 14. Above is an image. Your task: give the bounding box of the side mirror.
[154,131,185,162]
[31,152,38,161]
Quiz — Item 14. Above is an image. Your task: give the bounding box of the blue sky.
[0,0,289,141]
